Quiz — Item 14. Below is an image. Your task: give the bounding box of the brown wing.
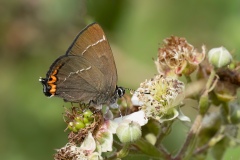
[65,23,117,102]
[46,55,107,103]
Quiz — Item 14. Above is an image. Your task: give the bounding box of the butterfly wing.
[64,23,118,103]
[42,23,118,105]
[45,55,107,103]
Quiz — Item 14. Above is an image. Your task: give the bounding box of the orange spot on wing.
[48,75,57,84]
[47,64,63,95]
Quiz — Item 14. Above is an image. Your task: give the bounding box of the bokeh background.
[1,0,240,159]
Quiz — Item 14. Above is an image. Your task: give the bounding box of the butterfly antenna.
[125,87,136,95]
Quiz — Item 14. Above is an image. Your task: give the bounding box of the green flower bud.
[72,127,78,133]
[74,121,85,130]
[67,122,74,131]
[199,93,209,115]
[83,117,89,124]
[208,47,232,68]
[116,121,142,143]
[88,116,94,122]
[83,109,93,118]
[74,116,83,122]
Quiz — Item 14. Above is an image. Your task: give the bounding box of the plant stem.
[117,143,130,158]
[155,121,173,148]
[193,143,209,155]
[133,138,166,158]
[220,102,230,124]
[173,115,202,160]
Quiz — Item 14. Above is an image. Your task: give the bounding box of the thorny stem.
[173,115,202,160]
[173,69,217,159]
[193,143,209,155]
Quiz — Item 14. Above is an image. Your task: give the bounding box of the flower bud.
[68,122,74,131]
[208,47,232,68]
[83,117,89,124]
[116,121,142,143]
[83,109,93,118]
[74,116,83,122]
[72,127,78,133]
[74,121,85,130]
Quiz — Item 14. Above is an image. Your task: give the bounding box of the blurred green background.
[1,0,240,159]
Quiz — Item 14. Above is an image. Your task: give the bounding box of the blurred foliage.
[0,0,240,159]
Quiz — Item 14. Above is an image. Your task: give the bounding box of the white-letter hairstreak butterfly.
[39,23,125,107]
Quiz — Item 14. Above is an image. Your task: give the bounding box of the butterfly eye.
[117,87,125,98]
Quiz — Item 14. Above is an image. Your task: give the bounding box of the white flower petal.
[131,94,144,106]
[172,91,185,107]
[177,107,191,122]
[98,131,113,152]
[113,110,148,128]
[80,132,96,153]
[107,120,118,133]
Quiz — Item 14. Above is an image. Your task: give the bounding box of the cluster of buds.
[67,109,94,133]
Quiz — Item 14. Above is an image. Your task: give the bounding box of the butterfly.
[39,23,125,107]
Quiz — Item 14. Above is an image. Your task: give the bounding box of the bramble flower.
[55,120,118,159]
[132,75,190,123]
[54,133,103,160]
[58,103,150,159]
[155,36,205,77]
